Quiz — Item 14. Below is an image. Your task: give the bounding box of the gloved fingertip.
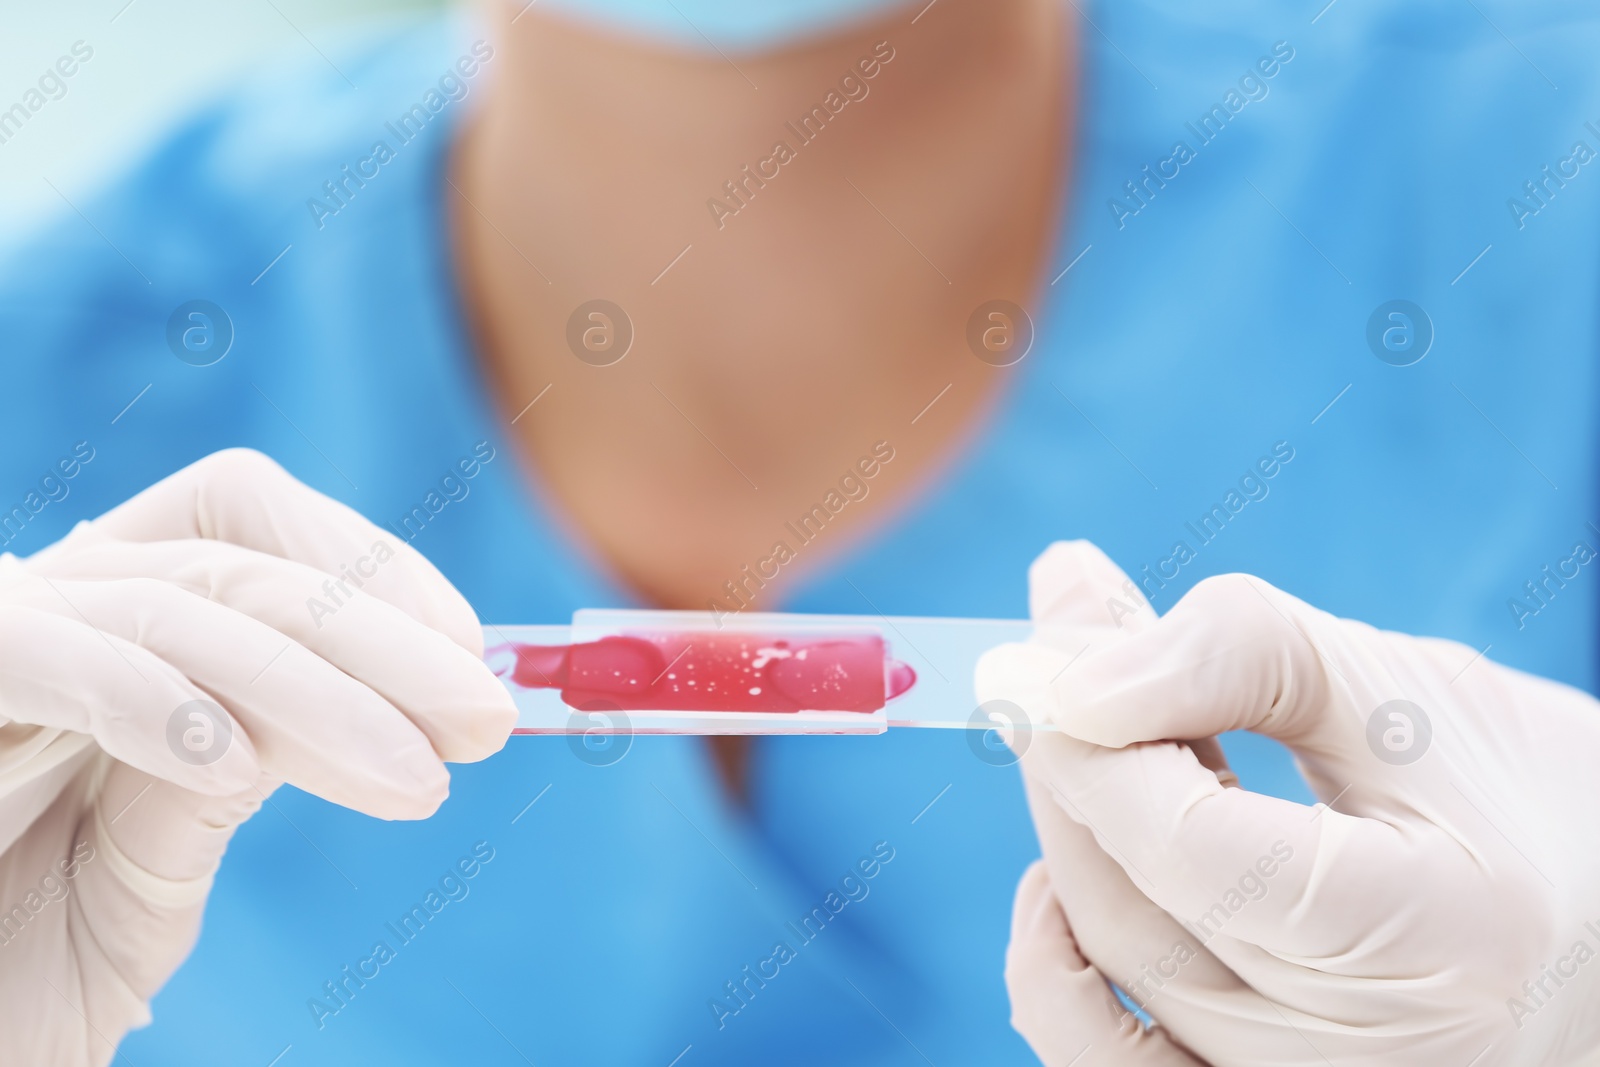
[186,743,264,798]
[1008,860,1049,945]
[426,656,520,764]
[400,776,450,820]
[364,762,451,821]
[976,642,1071,733]
[121,716,262,798]
[440,700,518,764]
[152,757,259,801]
[1027,540,1149,629]
[395,790,448,821]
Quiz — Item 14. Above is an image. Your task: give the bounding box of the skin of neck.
[451,0,1072,611]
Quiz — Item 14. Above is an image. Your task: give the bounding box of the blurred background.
[0,0,444,246]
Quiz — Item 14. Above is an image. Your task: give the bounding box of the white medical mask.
[527,0,917,53]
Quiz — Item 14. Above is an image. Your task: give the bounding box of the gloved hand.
[978,541,1600,1067]
[1006,858,1205,1065]
[0,449,516,1067]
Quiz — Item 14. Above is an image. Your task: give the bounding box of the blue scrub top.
[3,2,1598,1063]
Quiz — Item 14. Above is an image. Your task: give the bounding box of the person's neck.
[450,0,1071,609]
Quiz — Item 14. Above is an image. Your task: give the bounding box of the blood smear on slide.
[488,631,917,714]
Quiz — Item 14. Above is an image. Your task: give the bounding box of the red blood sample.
[488,631,917,714]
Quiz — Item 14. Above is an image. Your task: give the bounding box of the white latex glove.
[979,541,1600,1067]
[1007,859,1204,1066]
[0,449,516,1067]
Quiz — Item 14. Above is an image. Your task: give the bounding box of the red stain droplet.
[886,660,917,700]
